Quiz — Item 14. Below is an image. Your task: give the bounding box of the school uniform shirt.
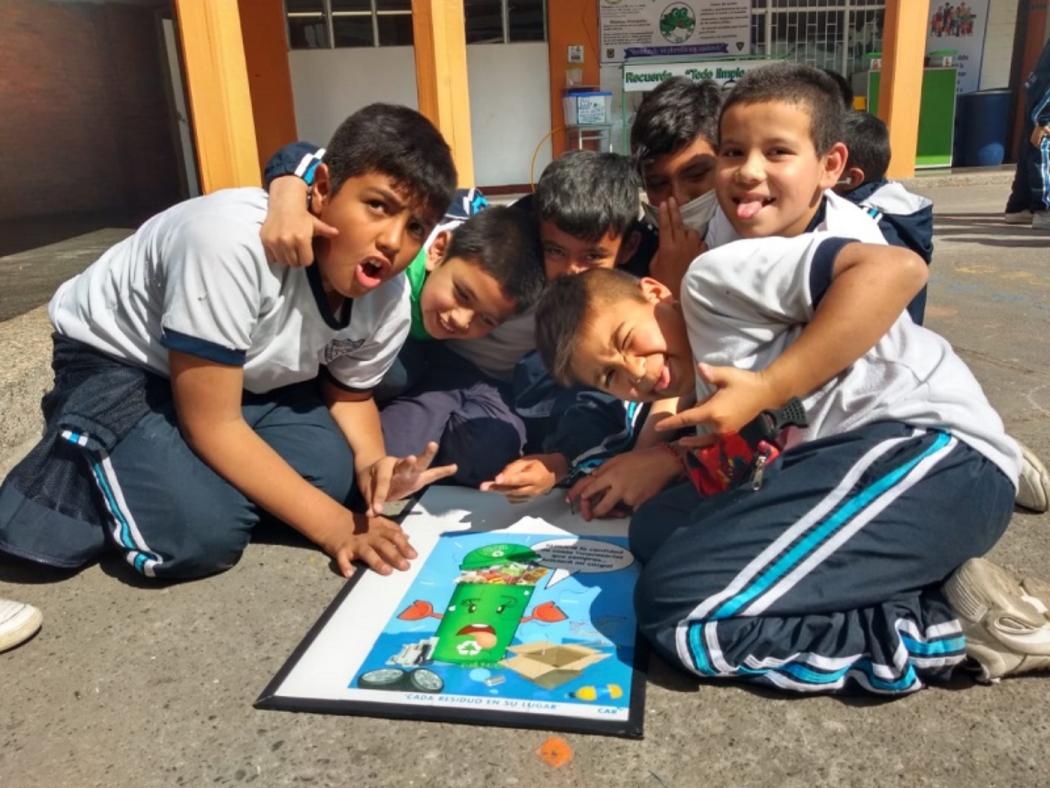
[704,190,887,249]
[49,187,410,394]
[681,233,1021,486]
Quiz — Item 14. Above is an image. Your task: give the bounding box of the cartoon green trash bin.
[430,543,549,665]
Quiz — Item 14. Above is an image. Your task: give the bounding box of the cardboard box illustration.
[500,641,610,690]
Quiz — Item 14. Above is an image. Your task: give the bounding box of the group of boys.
[2,64,1050,696]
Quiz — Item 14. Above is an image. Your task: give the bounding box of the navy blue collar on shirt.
[803,195,830,233]
[306,262,353,330]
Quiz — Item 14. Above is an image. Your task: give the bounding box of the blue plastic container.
[954,89,1012,167]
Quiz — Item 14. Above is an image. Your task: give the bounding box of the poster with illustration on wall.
[256,487,647,739]
[600,0,752,64]
[925,0,990,93]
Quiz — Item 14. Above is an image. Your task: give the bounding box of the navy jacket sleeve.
[512,351,649,481]
[878,206,933,264]
[262,141,324,189]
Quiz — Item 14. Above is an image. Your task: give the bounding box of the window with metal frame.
[286,0,545,50]
[285,0,413,49]
[464,0,546,45]
[749,0,885,78]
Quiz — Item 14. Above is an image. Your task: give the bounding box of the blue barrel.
[954,89,1012,167]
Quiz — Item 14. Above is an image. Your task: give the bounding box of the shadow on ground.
[933,212,1050,248]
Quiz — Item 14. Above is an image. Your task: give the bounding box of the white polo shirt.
[682,233,1021,486]
[49,188,409,394]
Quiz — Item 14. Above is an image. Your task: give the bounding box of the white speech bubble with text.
[533,538,634,589]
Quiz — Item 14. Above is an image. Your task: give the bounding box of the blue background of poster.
[349,532,638,711]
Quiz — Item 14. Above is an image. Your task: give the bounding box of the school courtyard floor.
[2,171,1049,788]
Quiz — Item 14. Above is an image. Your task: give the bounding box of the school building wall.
[0,0,182,224]
[287,43,552,188]
[981,0,1020,89]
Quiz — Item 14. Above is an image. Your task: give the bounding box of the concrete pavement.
[1,178,1049,788]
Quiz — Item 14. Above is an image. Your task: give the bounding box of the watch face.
[358,668,408,690]
[408,668,444,693]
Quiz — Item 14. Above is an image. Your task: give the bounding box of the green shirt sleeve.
[404,247,433,341]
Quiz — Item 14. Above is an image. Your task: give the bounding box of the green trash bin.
[430,543,547,665]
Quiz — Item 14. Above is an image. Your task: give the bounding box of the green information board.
[867,67,957,168]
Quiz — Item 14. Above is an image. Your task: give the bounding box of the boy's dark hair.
[445,206,546,314]
[820,67,855,109]
[535,268,646,386]
[534,151,641,242]
[325,103,457,225]
[630,77,722,163]
[843,111,891,184]
[721,63,846,154]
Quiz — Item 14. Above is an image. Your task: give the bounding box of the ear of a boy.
[820,142,849,189]
[424,231,450,272]
[307,163,331,217]
[639,276,672,303]
[845,167,866,190]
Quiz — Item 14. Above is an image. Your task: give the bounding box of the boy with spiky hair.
[0,104,458,580]
[529,62,1047,692]
[526,150,649,278]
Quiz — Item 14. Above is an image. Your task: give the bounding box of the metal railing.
[749,0,886,76]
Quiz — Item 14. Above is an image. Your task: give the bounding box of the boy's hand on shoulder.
[320,513,417,578]
[480,453,569,502]
[360,442,458,516]
[656,363,783,446]
[565,446,682,521]
[260,176,338,267]
[1030,124,1050,147]
[651,198,705,298]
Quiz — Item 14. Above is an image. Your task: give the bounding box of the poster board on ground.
[256,487,647,739]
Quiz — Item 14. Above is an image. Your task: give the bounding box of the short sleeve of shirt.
[159,215,269,366]
[324,276,411,391]
[682,233,853,327]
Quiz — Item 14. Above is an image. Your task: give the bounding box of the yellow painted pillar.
[877,0,930,178]
[411,0,475,185]
[174,0,261,192]
[239,0,298,172]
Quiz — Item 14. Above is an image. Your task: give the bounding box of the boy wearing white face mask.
[632,77,723,297]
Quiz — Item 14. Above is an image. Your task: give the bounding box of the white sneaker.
[0,598,42,652]
[1015,440,1050,513]
[943,558,1050,682]
[1004,209,1033,225]
[1033,211,1050,231]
